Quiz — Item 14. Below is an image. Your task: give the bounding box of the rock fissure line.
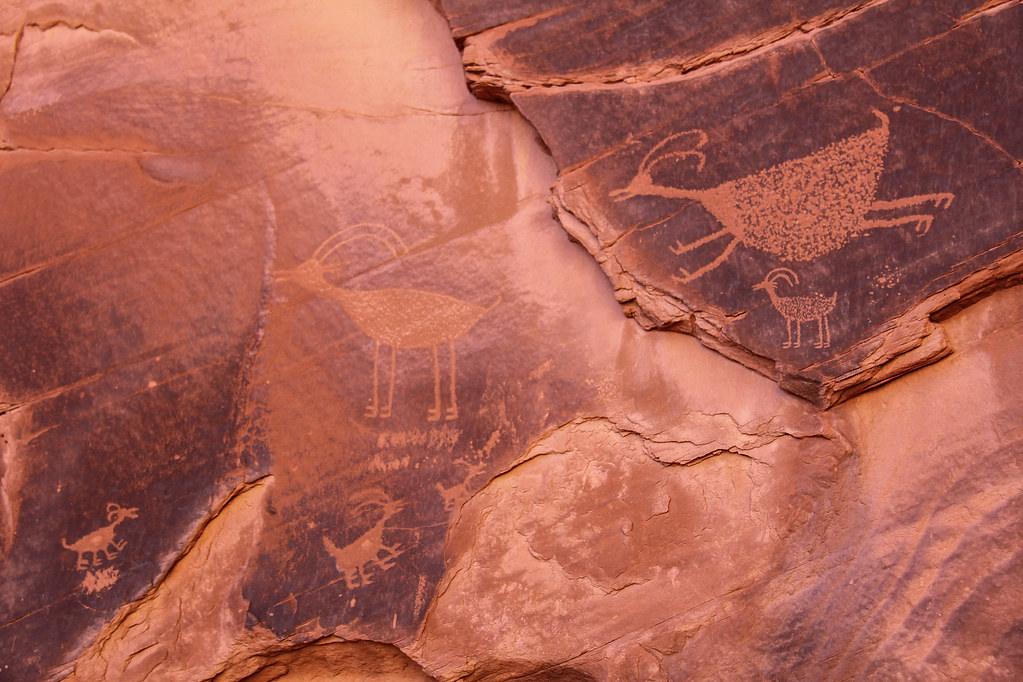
[465,0,1011,99]
[67,475,273,671]
[956,0,1021,26]
[0,337,222,419]
[855,69,1021,166]
[464,0,889,95]
[0,20,138,107]
[0,22,24,104]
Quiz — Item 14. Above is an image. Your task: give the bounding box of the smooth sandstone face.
[0,1,1021,680]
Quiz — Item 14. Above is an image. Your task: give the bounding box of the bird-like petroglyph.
[276,223,499,421]
[322,488,405,590]
[753,268,836,349]
[613,110,955,281]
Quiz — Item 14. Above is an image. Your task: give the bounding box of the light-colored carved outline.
[61,502,138,570]
[322,488,405,590]
[753,268,836,349]
[276,224,499,421]
[613,110,955,281]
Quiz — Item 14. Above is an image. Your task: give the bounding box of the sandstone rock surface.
[0,1,1020,680]
[451,0,1023,405]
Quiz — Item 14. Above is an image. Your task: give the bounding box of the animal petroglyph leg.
[784,319,794,349]
[669,227,733,256]
[366,340,381,418]
[428,345,442,422]
[672,235,740,284]
[446,341,458,421]
[815,317,829,349]
[871,193,954,211]
[864,213,936,235]
[381,345,396,419]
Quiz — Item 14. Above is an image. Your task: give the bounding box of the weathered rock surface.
[450,0,1023,406]
[416,285,1023,680]
[0,0,1020,680]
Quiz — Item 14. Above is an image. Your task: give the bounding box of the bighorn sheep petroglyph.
[276,223,499,421]
[753,268,837,349]
[61,503,138,570]
[322,488,405,589]
[612,110,954,281]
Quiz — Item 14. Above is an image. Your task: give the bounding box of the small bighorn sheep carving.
[322,488,406,589]
[753,268,837,349]
[62,503,138,570]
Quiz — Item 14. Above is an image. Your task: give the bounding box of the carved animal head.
[106,503,139,521]
[640,129,708,177]
[349,488,405,517]
[612,129,708,202]
[753,267,799,293]
[274,258,335,292]
[313,223,408,263]
[274,223,409,293]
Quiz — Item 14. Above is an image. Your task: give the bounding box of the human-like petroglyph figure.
[276,223,499,421]
[612,110,955,281]
[753,268,836,349]
[322,488,406,589]
[61,503,138,570]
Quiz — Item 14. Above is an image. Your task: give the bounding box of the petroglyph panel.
[483,1,1023,405]
[5,1,1023,680]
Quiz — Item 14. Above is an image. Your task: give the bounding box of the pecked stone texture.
[0,0,1020,680]
[449,0,1023,406]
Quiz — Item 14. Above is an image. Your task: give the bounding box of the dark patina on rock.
[447,0,1023,405]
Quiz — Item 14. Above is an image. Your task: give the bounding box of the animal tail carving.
[871,108,890,133]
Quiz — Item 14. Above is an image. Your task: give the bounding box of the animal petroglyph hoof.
[427,407,441,422]
[445,407,458,421]
[935,194,954,209]
[915,217,934,235]
[365,404,378,418]
[670,272,694,285]
[378,406,391,419]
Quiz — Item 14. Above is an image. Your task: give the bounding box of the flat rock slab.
[445,0,1023,405]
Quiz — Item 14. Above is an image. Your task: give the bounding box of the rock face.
[0,1,1020,680]
[450,0,1023,406]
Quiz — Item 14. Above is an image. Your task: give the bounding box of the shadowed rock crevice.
[215,639,435,682]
